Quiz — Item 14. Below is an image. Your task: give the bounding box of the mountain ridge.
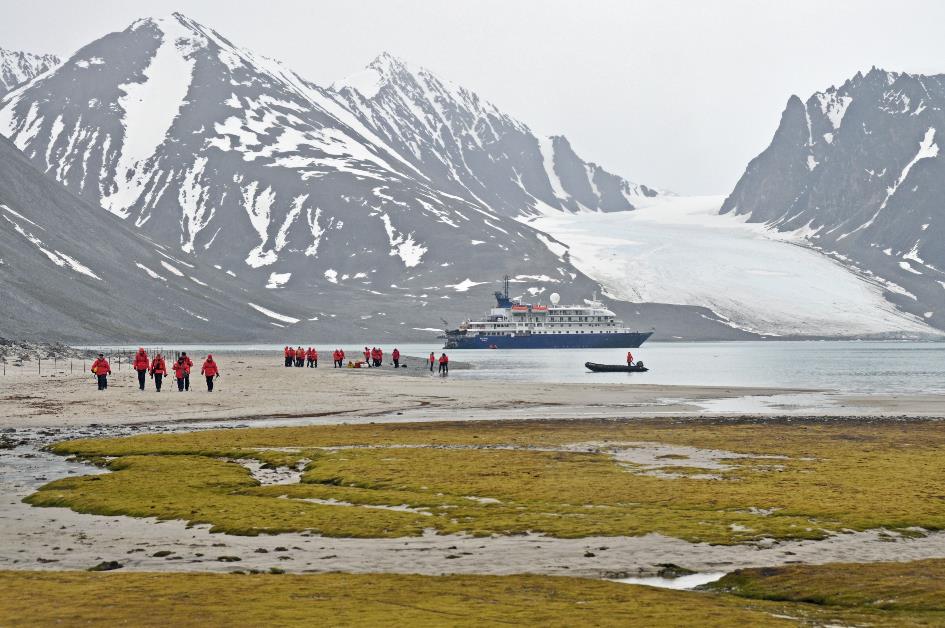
[721,66,945,330]
[0,47,59,96]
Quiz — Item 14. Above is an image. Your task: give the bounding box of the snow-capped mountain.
[0,13,661,313]
[0,131,307,343]
[721,68,945,330]
[2,14,744,341]
[0,47,58,96]
[332,53,658,217]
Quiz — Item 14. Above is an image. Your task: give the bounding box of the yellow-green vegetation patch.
[32,417,945,541]
[0,571,853,627]
[708,558,945,616]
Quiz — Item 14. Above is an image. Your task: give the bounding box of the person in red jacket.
[201,354,220,392]
[284,346,293,367]
[149,353,167,392]
[428,351,436,373]
[90,353,111,390]
[363,346,371,366]
[339,348,346,366]
[305,347,313,368]
[173,354,192,392]
[438,352,449,377]
[132,347,150,391]
[311,347,318,368]
[626,351,634,366]
[392,348,401,368]
[370,347,378,367]
[376,347,384,367]
[294,346,304,367]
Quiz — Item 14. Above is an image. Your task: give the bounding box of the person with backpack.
[201,354,220,392]
[438,353,449,377]
[132,347,150,391]
[90,353,111,390]
[149,353,167,392]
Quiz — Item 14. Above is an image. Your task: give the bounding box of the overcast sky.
[2,0,943,194]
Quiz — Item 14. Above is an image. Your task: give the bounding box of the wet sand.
[3,351,945,577]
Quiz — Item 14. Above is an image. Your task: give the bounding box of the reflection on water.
[82,341,945,394]
[615,572,726,590]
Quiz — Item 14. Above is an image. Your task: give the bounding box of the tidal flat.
[32,417,945,543]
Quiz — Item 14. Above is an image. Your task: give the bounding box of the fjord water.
[445,341,945,393]
[109,341,945,394]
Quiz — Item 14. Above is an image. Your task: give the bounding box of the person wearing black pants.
[90,354,111,390]
[201,355,220,392]
[150,353,167,392]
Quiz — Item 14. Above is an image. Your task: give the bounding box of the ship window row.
[471,322,615,328]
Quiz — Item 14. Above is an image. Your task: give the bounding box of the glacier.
[528,196,937,336]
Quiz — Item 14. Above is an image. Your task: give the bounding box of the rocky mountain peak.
[0,47,60,95]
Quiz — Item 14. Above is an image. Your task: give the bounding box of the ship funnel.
[550,292,561,305]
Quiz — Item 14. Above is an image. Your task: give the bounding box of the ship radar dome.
[550,293,561,305]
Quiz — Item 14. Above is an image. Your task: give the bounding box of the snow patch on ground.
[446,278,488,292]
[528,195,935,336]
[266,272,291,288]
[248,302,299,324]
[134,262,166,281]
[378,213,426,267]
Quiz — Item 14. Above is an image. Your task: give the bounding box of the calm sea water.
[89,341,945,395]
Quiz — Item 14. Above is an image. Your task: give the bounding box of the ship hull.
[444,331,652,350]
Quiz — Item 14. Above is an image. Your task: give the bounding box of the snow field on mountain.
[528,196,936,336]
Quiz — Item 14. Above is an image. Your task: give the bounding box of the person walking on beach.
[90,353,111,390]
[392,348,400,368]
[306,347,314,368]
[181,353,193,390]
[311,347,318,368]
[201,354,220,392]
[626,351,634,367]
[149,353,167,392]
[363,346,371,366]
[438,352,449,377]
[284,346,293,367]
[173,354,191,392]
[132,347,150,391]
[429,351,436,372]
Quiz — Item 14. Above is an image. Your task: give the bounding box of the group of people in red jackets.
[284,346,318,368]
[91,348,219,392]
[283,346,406,369]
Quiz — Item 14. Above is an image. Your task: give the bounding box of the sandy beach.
[3,352,944,430]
